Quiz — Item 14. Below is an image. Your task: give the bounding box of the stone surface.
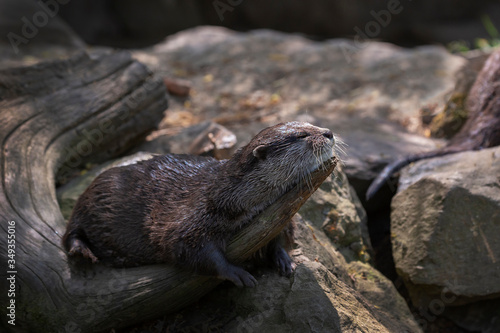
[428,51,490,139]
[155,213,421,333]
[133,27,463,204]
[347,261,422,333]
[392,146,500,308]
[444,298,500,333]
[136,120,237,159]
[299,165,372,262]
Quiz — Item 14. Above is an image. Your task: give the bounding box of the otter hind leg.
[271,245,295,277]
[64,231,99,264]
[265,223,296,277]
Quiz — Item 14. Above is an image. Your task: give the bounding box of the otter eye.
[296,132,309,139]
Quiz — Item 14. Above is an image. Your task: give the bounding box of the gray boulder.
[347,261,423,333]
[444,298,500,333]
[134,27,463,205]
[299,165,372,262]
[135,120,237,159]
[158,213,421,333]
[392,146,500,308]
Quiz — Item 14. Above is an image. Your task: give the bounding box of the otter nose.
[322,130,333,140]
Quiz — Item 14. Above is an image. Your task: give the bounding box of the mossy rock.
[429,92,469,139]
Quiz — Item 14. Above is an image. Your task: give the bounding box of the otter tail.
[62,224,99,264]
[365,149,456,201]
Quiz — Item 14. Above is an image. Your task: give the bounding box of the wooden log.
[0,51,336,332]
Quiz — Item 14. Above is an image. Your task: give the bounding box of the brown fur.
[63,122,335,287]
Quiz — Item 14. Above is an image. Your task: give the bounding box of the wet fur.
[63,122,335,287]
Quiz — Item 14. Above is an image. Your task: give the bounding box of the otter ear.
[252,144,269,160]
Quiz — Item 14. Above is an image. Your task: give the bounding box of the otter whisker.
[304,171,314,192]
[333,136,348,158]
[313,142,325,167]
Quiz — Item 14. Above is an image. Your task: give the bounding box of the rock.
[427,92,469,139]
[163,77,192,96]
[443,298,500,333]
[299,166,372,262]
[156,213,421,333]
[391,146,500,308]
[133,27,462,208]
[136,120,237,159]
[57,152,154,220]
[347,261,423,333]
[428,51,490,139]
[291,214,352,284]
[188,121,237,158]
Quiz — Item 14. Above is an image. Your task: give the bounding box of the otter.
[63,122,337,287]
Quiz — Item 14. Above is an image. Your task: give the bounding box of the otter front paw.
[273,247,295,277]
[220,266,258,288]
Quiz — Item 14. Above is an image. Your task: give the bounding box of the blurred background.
[55,0,500,50]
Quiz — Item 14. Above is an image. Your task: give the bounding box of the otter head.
[234,121,337,193]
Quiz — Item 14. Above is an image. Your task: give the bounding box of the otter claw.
[274,247,295,277]
[276,257,293,277]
